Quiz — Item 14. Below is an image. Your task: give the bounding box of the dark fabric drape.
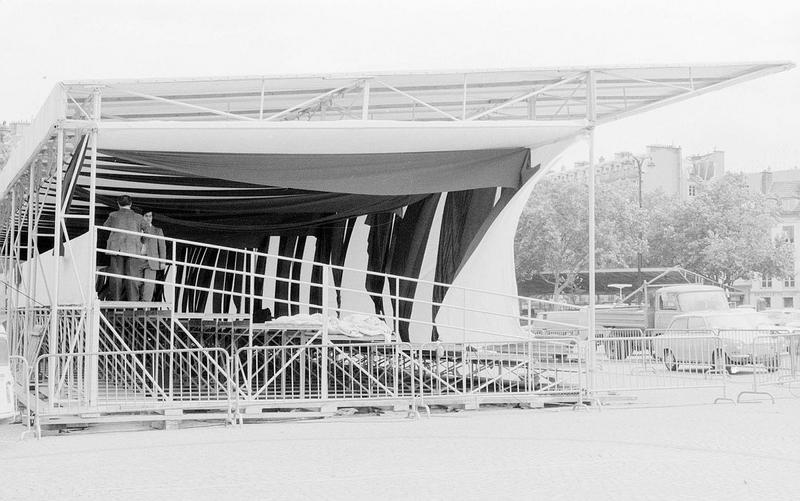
[387,195,441,342]
[253,238,270,312]
[179,245,218,313]
[431,188,498,340]
[62,135,89,211]
[289,237,307,316]
[78,147,533,323]
[330,218,356,312]
[274,235,297,318]
[365,212,397,315]
[102,148,530,196]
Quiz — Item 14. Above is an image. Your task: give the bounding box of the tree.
[645,173,792,286]
[515,176,647,298]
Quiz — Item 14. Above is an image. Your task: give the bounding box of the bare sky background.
[1,0,798,172]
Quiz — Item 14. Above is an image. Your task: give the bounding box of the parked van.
[0,329,15,422]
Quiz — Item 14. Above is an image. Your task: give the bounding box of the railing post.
[320,264,330,400]
[527,298,532,331]
[394,276,400,338]
[462,288,467,344]
[247,250,256,396]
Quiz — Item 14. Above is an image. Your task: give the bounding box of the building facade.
[739,168,800,308]
[552,145,725,200]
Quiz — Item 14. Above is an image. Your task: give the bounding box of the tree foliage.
[515,176,647,297]
[645,173,792,286]
[515,172,793,298]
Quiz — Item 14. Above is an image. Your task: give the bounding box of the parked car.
[652,310,782,373]
[761,308,800,329]
[0,330,15,422]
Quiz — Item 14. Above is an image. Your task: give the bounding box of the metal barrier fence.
[9,355,32,436]
[15,330,800,437]
[235,343,413,406]
[591,331,729,396]
[32,348,232,419]
[407,339,583,398]
[738,332,800,402]
[233,339,585,414]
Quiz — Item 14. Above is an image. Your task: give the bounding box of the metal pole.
[636,156,643,296]
[86,89,101,407]
[586,71,597,393]
[49,128,64,407]
[26,164,37,350]
[11,190,18,317]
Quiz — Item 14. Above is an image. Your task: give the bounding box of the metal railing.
[32,348,233,418]
[93,225,574,343]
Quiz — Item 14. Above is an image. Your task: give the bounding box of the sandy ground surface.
[1,388,799,501]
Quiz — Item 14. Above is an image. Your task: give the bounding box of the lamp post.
[632,154,655,298]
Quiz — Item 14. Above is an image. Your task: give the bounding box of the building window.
[782,225,795,243]
[762,275,771,288]
[762,297,772,308]
[785,297,795,308]
[785,275,796,288]
[688,184,697,197]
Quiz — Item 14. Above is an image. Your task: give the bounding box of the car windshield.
[677,291,729,311]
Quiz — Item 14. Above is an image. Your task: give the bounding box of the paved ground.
[1,389,799,500]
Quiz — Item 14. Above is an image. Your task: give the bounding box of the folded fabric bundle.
[270,313,392,338]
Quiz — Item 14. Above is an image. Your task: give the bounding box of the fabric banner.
[100,148,531,196]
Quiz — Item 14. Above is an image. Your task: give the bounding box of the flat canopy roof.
[0,62,794,233]
[60,62,793,124]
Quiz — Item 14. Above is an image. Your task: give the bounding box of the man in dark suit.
[103,195,146,301]
[136,211,167,302]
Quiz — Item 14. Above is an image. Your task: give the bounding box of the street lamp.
[631,154,655,297]
[608,283,632,302]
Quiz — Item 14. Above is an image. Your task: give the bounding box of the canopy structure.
[0,62,793,343]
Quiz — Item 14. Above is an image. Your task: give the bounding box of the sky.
[0,0,798,172]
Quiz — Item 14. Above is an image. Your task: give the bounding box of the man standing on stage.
[103,195,146,301]
[137,211,167,302]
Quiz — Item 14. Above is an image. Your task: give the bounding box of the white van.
[0,329,15,422]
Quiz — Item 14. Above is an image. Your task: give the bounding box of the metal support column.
[25,163,38,358]
[586,71,597,395]
[86,89,101,406]
[48,128,64,407]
